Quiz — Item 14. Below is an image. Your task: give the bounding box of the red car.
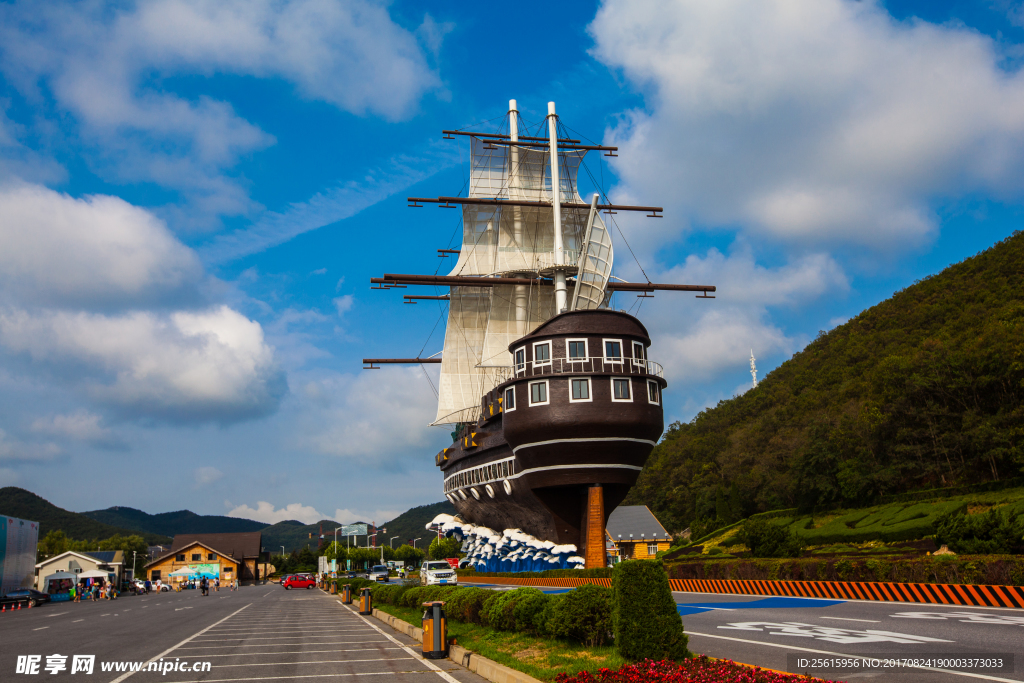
[281,575,315,590]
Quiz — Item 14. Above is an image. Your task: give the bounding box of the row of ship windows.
[504,377,660,411]
[444,458,514,492]
[514,338,645,371]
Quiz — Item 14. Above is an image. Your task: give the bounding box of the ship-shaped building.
[367,100,714,568]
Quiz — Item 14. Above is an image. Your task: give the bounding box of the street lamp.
[412,538,421,549]
[390,536,399,549]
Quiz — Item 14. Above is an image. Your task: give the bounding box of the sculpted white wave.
[427,514,584,572]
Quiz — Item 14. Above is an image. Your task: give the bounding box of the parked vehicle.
[281,575,316,590]
[366,565,390,582]
[1,589,51,608]
[419,561,457,586]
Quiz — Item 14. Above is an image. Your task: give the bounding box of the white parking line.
[686,631,1022,682]
[198,647,408,658]
[177,639,388,650]
[33,626,48,631]
[109,603,252,683]
[340,601,460,683]
[819,616,880,623]
[192,634,374,642]
[212,658,414,668]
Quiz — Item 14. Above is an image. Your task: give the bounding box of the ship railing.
[504,356,664,379]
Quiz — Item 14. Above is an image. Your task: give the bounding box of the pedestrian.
[69,584,77,603]
[215,577,219,592]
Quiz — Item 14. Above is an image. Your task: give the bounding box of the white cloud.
[333,295,354,316]
[227,500,326,525]
[0,305,284,422]
[0,183,202,308]
[0,428,60,462]
[298,366,441,463]
[639,248,847,383]
[194,466,224,486]
[31,410,124,450]
[590,0,1024,251]
[0,0,441,224]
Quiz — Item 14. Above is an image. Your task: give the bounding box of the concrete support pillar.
[582,484,606,569]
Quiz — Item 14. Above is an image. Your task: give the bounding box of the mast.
[547,102,567,313]
[510,99,527,334]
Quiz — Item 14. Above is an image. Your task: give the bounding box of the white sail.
[433,117,612,424]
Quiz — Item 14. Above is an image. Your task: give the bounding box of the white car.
[420,561,457,586]
[366,565,390,582]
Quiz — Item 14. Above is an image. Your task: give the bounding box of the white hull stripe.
[511,437,656,455]
[510,463,643,479]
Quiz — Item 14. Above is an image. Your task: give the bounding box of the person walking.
[215,577,219,592]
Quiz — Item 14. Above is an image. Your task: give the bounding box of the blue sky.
[1,0,1024,526]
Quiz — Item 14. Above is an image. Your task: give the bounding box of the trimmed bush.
[935,509,1024,554]
[481,587,550,632]
[612,560,689,662]
[547,583,612,646]
[739,518,804,558]
[445,587,496,623]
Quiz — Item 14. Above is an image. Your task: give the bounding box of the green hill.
[0,487,170,545]
[628,231,1024,533]
[380,501,455,548]
[82,506,265,536]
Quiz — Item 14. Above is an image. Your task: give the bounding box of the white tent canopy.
[43,571,76,582]
[78,569,113,579]
[168,568,194,577]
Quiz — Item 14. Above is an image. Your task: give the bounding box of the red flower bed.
[554,657,834,683]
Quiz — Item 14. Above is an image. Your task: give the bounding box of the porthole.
[458,489,467,501]
[485,484,495,499]
[470,487,480,500]
[503,479,513,495]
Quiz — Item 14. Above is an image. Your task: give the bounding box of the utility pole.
[390,536,399,548]
[412,538,421,549]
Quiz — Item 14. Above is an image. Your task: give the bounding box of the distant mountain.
[82,506,265,537]
[0,487,170,544]
[381,501,455,548]
[261,519,351,555]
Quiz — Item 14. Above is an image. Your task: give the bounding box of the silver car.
[366,565,390,582]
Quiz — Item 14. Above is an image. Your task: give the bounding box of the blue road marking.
[677,596,845,616]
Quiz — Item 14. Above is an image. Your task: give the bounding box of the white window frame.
[647,542,659,556]
[632,341,647,369]
[503,386,516,413]
[646,380,661,405]
[566,338,588,362]
[603,338,624,364]
[611,377,633,402]
[568,377,592,403]
[514,346,527,375]
[532,341,552,369]
[528,379,550,406]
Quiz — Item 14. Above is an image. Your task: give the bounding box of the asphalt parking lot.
[0,585,486,683]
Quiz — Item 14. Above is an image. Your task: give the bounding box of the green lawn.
[374,603,627,681]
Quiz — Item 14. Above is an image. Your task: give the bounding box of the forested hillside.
[627,231,1024,533]
[82,506,266,536]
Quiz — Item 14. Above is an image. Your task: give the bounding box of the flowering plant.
[553,657,834,683]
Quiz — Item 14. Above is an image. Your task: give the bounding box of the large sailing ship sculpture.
[366,101,714,569]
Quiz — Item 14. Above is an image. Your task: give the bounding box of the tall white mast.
[750,349,758,388]
[510,99,527,333]
[547,101,567,313]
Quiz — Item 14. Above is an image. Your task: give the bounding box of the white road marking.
[198,647,407,658]
[719,621,952,644]
[178,639,388,650]
[72,619,84,623]
[212,658,414,668]
[687,631,1022,682]
[46,612,68,617]
[340,601,460,683]
[820,617,881,623]
[108,602,252,683]
[192,633,373,642]
[175,607,193,611]
[891,611,1024,625]
[33,626,49,630]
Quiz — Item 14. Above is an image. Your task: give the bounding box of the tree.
[394,544,425,568]
[428,536,462,560]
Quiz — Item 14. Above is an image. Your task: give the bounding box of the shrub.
[399,586,429,608]
[935,509,1024,554]
[554,656,833,682]
[612,560,689,662]
[546,583,613,646]
[706,546,723,556]
[445,587,495,624]
[739,518,804,558]
[372,583,409,605]
[480,587,550,631]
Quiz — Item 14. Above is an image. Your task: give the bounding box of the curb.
[368,608,544,683]
[457,575,1024,608]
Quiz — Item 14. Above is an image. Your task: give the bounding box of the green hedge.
[370,582,614,646]
[666,555,1024,585]
[612,560,689,662]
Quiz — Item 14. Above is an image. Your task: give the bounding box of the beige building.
[35,550,126,591]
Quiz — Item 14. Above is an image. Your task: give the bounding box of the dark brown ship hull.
[436,310,666,561]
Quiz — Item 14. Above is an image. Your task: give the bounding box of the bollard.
[330,582,336,595]
[342,584,352,604]
[421,601,448,659]
[358,587,373,615]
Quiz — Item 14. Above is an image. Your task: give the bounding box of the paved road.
[471,582,1024,682]
[0,586,486,683]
